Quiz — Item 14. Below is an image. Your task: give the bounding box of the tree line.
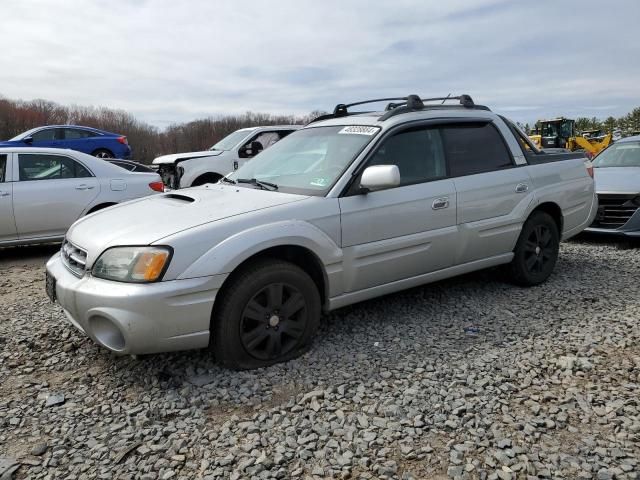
[0,96,319,163]
[2,95,639,162]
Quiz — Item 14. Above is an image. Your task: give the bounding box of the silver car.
[1,147,164,247]
[46,95,596,369]
[586,135,640,237]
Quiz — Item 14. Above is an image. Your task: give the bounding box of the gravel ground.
[0,239,639,480]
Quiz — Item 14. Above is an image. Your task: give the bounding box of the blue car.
[0,125,132,159]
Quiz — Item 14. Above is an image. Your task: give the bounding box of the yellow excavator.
[528,118,612,157]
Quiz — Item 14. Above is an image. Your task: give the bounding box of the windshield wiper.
[220,176,236,184]
[236,178,278,191]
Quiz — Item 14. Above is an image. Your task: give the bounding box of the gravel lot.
[1,239,639,480]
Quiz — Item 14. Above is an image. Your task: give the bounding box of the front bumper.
[584,226,640,237]
[46,252,228,355]
[586,197,640,237]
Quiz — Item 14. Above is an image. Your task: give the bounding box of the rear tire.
[508,211,560,286]
[92,149,114,159]
[212,259,321,370]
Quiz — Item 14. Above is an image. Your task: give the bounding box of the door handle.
[432,197,449,210]
[75,184,95,190]
[0,191,9,197]
[515,183,529,193]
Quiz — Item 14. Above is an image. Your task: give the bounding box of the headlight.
[92,246,172,283]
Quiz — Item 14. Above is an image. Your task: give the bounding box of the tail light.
[149,181,165,192]
[117,136,128,145]
[585,161,594,178]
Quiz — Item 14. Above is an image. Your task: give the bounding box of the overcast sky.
[2,0,639,128]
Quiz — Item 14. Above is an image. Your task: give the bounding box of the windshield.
[541,122,559,137]
[209,129,254,151]
[593,142,640,168]
[228,125,380,195]
[9,127,39,141]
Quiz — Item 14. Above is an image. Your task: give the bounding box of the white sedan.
[0,147,164,246]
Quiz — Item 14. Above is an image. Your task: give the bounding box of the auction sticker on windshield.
[338,126,379,135]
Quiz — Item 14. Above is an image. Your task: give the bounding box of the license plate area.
[46,272,57,302]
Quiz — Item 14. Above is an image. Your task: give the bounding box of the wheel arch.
[531,201,563,234]
[86,202,117,214]
[190,172,223,187]
[179,220,342,311]
[214,244,330,314]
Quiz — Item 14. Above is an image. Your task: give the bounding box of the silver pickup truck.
[46,94,597,369]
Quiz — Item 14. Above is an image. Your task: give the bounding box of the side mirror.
[360,165,400,192]
[238,145,251,158]
[23,136,33,144]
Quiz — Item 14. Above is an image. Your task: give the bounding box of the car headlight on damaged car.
[92,246,172,283]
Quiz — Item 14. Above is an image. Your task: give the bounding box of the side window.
[441,123,513,177]
[0,155,6,182]
[31,129,57,142]
[278,130,296,140]
[367,127,447,187]
[250,132,281,150]
[18,154,92,180]
[65,158,92,178]
[64,128,94,139]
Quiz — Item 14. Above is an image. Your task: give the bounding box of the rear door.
[12,153,100,239]
[0,153,17,242]
[441,122,532,264]
[339,125,458,293]
[62,128,94,154]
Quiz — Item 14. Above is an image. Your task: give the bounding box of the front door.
[339,126,458,293]
[28,127,65,149]
[0,153,17,242]
[12,153,99,239]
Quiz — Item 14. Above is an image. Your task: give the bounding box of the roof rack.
[308,94,490,123]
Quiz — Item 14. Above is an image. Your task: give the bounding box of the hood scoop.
[162,193,195,203]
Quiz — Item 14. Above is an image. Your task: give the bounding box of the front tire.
[508,211,560,286]
[212,259,321,370]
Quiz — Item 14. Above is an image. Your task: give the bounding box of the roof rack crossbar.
[309,94,485,124]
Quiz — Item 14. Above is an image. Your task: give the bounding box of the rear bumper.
[46,252,228,355]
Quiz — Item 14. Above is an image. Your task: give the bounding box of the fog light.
[89,315,126,351]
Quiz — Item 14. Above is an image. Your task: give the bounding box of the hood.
[0,140,20,146]
[594,167,640,194]
[67,185,309,263]
[152,150,224,165]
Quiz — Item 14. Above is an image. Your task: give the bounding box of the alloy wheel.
[240,283,308,360]
[523,224,554,274]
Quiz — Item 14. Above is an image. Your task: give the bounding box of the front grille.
[592,194,639,229]
[61,240,88,277]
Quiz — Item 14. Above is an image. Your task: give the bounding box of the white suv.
[152,125,300,189]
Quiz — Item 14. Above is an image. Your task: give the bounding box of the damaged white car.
[152,125,299,189]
